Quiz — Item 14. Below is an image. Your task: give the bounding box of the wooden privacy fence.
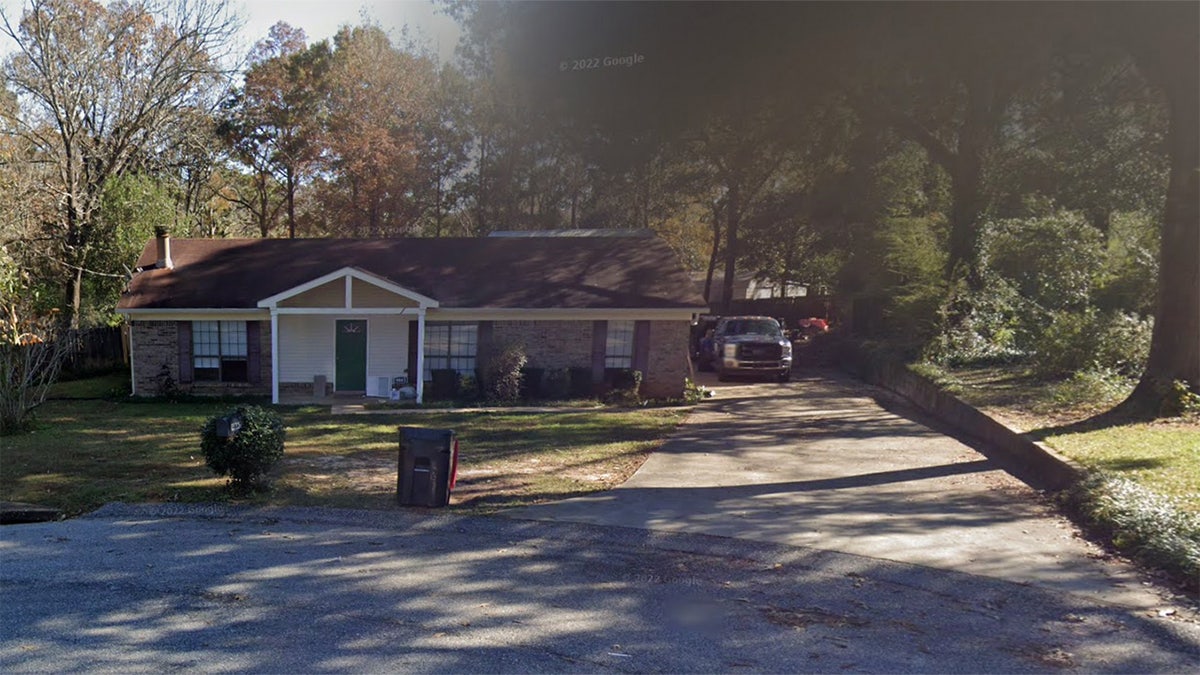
[60,325,127,376]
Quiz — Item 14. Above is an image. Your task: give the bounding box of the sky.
[0,0,463,64]
[232,0,460,62]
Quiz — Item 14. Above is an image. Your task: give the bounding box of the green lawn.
[1038,423,1200,510]
[933,364,1200,511]
[46,371,130,400]
[1,395,687,517]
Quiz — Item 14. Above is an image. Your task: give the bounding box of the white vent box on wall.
[367,375,391,398]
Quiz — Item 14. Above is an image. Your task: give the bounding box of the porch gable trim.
[256,266,439,310]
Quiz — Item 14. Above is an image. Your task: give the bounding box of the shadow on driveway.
[506,369,1171,609]
[2,504,1197,672]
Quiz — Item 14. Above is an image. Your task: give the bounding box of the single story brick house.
[116,232,707,403]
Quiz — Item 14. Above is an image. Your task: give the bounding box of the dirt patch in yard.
[274,430,662,513]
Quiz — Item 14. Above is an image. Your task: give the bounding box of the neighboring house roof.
[692,270,755,303]
[118,237,708,311]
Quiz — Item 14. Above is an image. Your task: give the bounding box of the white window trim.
[192,320,249,383]
[423,322,479,380]
[605,319,635,369]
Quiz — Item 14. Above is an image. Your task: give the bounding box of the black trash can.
[397,427,458,507]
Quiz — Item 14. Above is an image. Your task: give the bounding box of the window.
[193,321,248,382]
[605,320,634,368]
[424,323,478,379]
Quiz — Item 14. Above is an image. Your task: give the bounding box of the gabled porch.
[256,267,439,404]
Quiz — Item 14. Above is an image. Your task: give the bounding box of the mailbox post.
[397,427,458,507]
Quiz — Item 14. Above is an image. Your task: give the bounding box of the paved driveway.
[505,370,1176,610]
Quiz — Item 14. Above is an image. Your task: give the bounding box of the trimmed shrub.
[200,405,286,490]
[603,369,642,406]
[154,363,179,400]
[457,372,480,401]
[568,367,593,398]
[485,343,526,403]
[429,369,459,400]
[683,377,712,404]
[543,368,571,400]
[519,367,545,399]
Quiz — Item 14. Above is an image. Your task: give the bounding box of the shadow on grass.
[1091,457,1168,472]
[1026,407,1158,441]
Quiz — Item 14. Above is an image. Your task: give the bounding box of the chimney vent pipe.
[154,227,173,270]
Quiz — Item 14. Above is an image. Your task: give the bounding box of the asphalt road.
[2,503,1198,673]
[3,370,1199,672]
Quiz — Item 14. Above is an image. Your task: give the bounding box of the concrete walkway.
[504,370,1180,612]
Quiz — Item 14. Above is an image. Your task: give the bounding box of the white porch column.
[415,308,426,404]
[270,308,280,404]
[127,323,137,396]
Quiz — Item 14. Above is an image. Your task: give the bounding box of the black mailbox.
[397,427,458,507]
[215,412,244,439]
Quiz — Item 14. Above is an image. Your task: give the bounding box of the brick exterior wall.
[490,319,689,398]
[279,381,333,398]
[642,320,691,399]
[492,320,594,370]
[131,320,271,397]
[132,317,689,400]
[131,321,178,395]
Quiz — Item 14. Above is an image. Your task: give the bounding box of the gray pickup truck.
[710,316,793,382]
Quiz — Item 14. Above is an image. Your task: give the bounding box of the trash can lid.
[399,427,455,442]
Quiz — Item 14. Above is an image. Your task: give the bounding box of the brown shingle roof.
[118,237,707,311]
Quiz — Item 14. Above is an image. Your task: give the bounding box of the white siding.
[279,315,336,382]
[278,314,410,388]
[367,315,410,380]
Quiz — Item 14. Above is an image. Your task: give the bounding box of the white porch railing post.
[415,308,426,404]
[270,308,280,404]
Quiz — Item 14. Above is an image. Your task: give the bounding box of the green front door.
[335,320,367,391]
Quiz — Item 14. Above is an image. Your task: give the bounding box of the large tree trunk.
[944,81,994,288]
[286,170,297,239]
[1120,21,1200,414]
[435,177,444,237]
[476,139,487,236]
[64,265,83,330]
[721,182,741,314]
[946,159,985,287]
[257,172,271,237]
[703,202,722,306]
[61,191,93,329]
